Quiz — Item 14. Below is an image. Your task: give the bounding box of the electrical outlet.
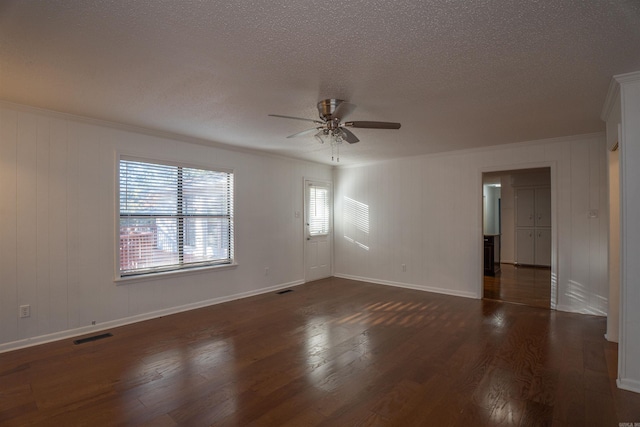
[402,264,407,272]
[19,305,31,318]
[265,267,270,276]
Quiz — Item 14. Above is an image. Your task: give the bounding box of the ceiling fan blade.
[269,114,324,124]
[344,121,401,129]
[332,101,357,120]
[340,127,360,144]
[286,127,322,138]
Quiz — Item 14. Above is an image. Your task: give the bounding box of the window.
[308,184,330,236]
[119,158,234,277]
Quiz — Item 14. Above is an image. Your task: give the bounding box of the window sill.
[114,263,238,285]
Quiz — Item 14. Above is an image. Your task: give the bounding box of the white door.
[305,180,332,282]
[516,228,535,265]
[534,187,551,227]
[535,228,552,267]
[516,188,535,227]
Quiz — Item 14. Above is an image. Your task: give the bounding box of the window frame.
[115,154,236,282]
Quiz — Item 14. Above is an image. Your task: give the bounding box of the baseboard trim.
[604,333,619,343]
[0,280,304,354]
[555,304,607,317]
[617,378,640,394]
[333,273,477,299]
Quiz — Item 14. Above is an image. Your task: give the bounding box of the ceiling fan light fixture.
[315,129,344,145]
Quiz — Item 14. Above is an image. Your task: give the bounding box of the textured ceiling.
[1,1,639,166]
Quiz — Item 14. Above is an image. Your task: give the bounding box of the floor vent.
[276,289,293,295]
[73,333,113,345]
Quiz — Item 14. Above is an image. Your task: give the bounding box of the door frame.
[303,178,333,282]
[479,162,558,309]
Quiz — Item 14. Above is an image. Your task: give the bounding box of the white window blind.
[119,158,234,277]
[308,185,330,236]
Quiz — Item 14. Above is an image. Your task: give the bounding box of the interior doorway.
[482,168,552,309]
[606,147,620,342]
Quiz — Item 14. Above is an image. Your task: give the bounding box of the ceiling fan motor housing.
[317,99,343,120]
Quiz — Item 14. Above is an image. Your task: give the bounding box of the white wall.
[614,72,640,393]
[499,173,515,263]
[607,149,620,343]
[602,82,622,345]
[334,134,608,315]
[482,185,500,236]
[0,102,332,351]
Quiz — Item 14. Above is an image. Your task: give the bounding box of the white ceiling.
[1,1,639,166]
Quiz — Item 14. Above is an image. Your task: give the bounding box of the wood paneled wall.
[334,134,608,316]
[614,72,640,393]
[0,101,611,360]
[0,103,332,351]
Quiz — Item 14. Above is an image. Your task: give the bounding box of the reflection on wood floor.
[2,277,638,425]
[484,263,551,309]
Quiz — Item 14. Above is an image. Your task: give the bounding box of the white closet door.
[535,228,552,267]
[516,188,535,227]
[535,187,551,227]
[516,228,535,265]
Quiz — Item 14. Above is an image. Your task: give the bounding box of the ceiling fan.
[269,99,401,145]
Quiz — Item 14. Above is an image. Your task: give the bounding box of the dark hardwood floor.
[1,277,638,426]
[484,264,552,309]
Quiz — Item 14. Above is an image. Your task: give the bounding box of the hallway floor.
[484,264,551,309]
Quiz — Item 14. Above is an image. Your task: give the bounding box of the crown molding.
[600,71,640,122]
[334,132,605,170]
[0,99,331,169]
[601,78,621,121]
[614,70,640,85]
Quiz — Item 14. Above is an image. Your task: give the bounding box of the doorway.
[482,168,552,309]
[607,147,620,341]
[304,179,332,282]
